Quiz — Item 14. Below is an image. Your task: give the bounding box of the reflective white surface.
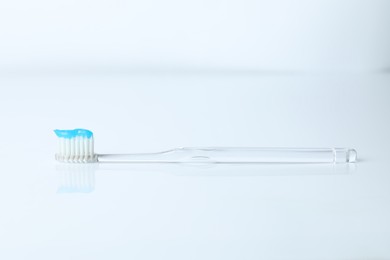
[0,73,389,259]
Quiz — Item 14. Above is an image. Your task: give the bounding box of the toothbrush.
[54,129,357,164]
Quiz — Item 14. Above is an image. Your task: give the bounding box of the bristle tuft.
[55,133,97,163]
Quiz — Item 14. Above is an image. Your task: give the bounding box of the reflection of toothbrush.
[56,164,96,193]
[54,129,357,164]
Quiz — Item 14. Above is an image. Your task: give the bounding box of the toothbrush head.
[54,129,97,163]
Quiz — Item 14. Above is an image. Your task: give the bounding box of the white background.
[0,0,390,72]
[1,0,390,259]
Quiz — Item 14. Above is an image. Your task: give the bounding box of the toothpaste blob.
[54,129,93,139]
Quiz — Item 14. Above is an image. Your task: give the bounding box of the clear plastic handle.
[97,147,357,164]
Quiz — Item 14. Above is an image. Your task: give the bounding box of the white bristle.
[55,136,97,163]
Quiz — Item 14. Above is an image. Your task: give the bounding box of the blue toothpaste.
[54,129,93,139]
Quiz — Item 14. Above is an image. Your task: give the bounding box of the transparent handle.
[97,147,357,164]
